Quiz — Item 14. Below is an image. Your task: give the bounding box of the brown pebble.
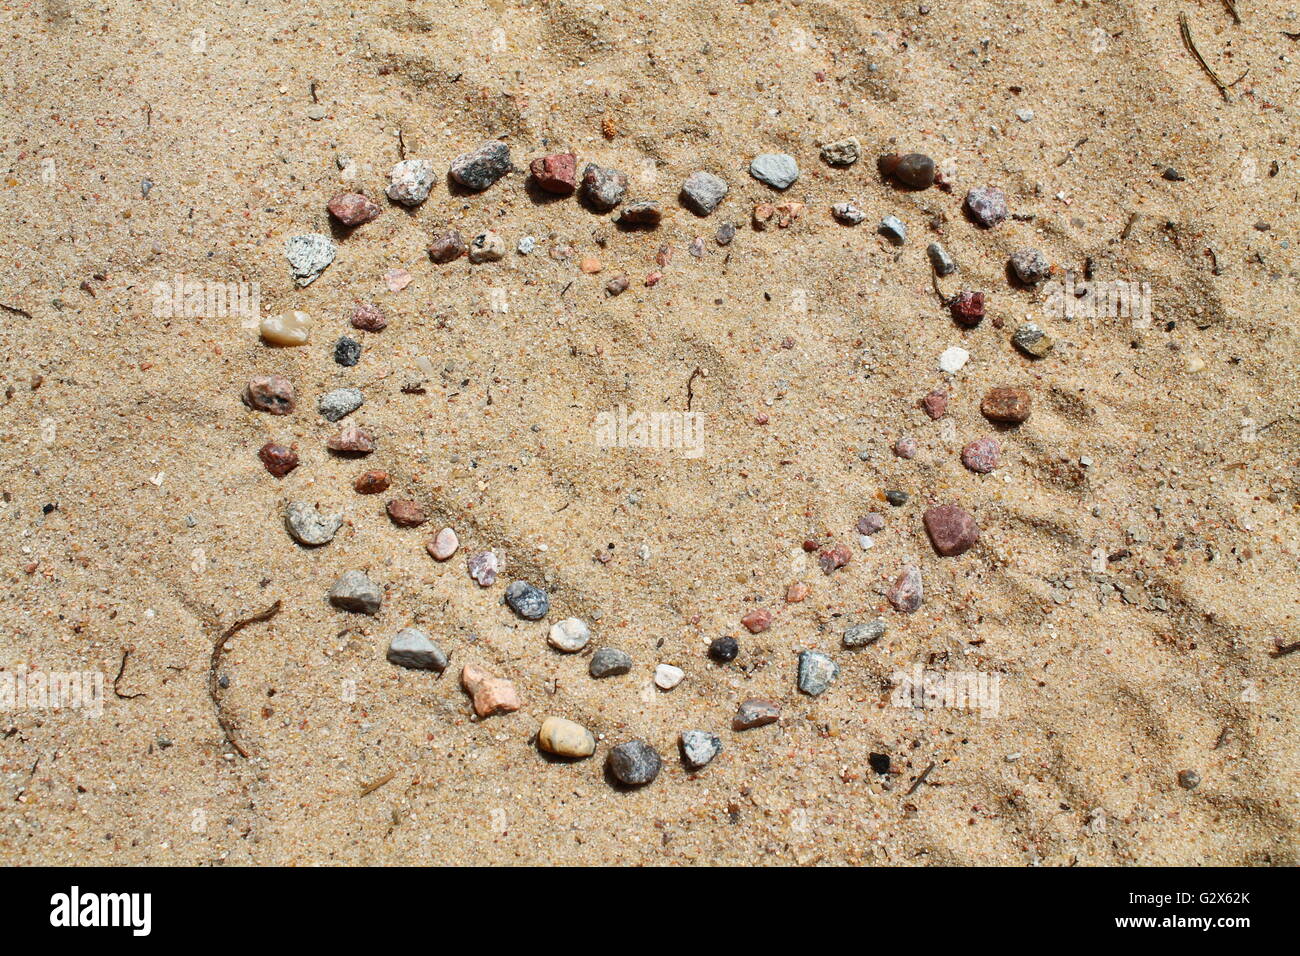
[877,152,935,189]
[327,425,376,455]
[242,375,295,415]
[981,387,1032,424]
[732,697,781,730]
[579,257,602,274]
[353,469,390,494]
[786,582,810,603]
[818,542,852,574]
[387,499,427,527]
[257,442,298,477]
[350,302,387,332]
[921,389,949,420]
[951,291,985,327]
[923,504,980,557]
[327,192,382,226]
[741,609,772,633]
[605,275,629,296]
[428,230,467,264]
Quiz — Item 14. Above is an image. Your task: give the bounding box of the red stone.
[981,387,1032,424]
[257,442,298,477]
[350,302,387,332]
[921,389,948,420]
[387,499,427,527]
[327,192,382,226]
[818,542,852,574]
[353,469,390,494]
[887,565,924,612]
[951,291,985,327]
[741,609,772,633]
[961,437,1000,473]
[923,504,980,557]
[529,153,577,194]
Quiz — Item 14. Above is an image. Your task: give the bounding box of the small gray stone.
[844,620,887,648]
[317,387,363,422]
[504,580,549,620]
[329,570,382,614]
[334,336,361,367]
[285,233,336,287]
[1011,322,1054,358]
[607,740,661,786]
[449,141,512,191]
[879,215,906,244]
[589,647,633,678]
[386,159,435,206]
[797,650,839,696]
[1010,248,1050,284]
[681,171,728,215]
[820,137,861,167]
[679,730,722,770]
[715,221,736,245]
[887,565,924,612]
[387,628,448,671]
[580,163,628,212]
[284,501,343,546]
[832,202,865,225]
[964,186,1008,228]
[927,242,957,276]
[468,231,506,263]
[749,153,799,190]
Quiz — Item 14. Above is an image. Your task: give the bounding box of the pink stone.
[818,542,852,574]
[350,301,387,332]
[384,268,412,292]
[529,153,577,194]
[327,192,382,226]
[428,527,459,561]
[923,504,980,557]
[460,664,519,718]
[921,389,948,420]
[887,565,924,612]
[741,609,772,633]
[242,375,295,415]
[326,424,376,455]
[467,551,500,587]
[961,437,1000,474]
[857,513,885,536]
[893,435,917,459]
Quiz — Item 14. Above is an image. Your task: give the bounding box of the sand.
[0,0,1296,865]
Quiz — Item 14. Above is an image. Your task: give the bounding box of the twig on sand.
[208,600,282,759]
[0,303,32,319]
[113,646,145,700]
[1180,13,1248,101]
[361,771,397,797]
[686,366,703,410]
[906,761,936,796]
[1221,0,1241,25]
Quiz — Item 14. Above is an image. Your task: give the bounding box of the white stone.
[938,346,970,373]
[654,663,685,690]
[547,617,591,653]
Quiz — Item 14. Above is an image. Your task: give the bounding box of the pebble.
[1163,167,1186,182]
[879,215,907,244]
[387,628,447,671]
[1177,769,1201,790]
[923,504,980,557]
[260,311,311,346]
[326,424,376,455]
[516,236,536,255]
[317,387,363,422]
[708,636,739,662]
[749,152,799,190]
[818,542,852,574]
[1011,323,1054,358]
[927,242,957,276]
[1010,248,1050,284]
[887,565,924,612]
[938,346,970,373]
[681,171,728,215]
[617,200,663,226]
[654,663,685,690]
[741,609,772,633]
[428,229,467,264]
[548,617,591,653]
[467,551,500,587]
[285,233,336,287]
[732,698,780,730]
[579,163,628,211]
[353,469,390,494]
[877,152,935,189]
[529,153,577,194]
[538,716,595,758]
[1015,108,1035,123]
[964,186,1008,228]
[785,582,810,603]
[885,490,909,507]
[328,570,382,614]
[334,336,361,367]
[589,647,633,678]
[688,236,705,258]
[797,650,839,696]
[981,387,1032,423]
[427,527,459,561]
[950,290,985,327]
[844,619,887,648]
[258,442,299,477]
[921,389,949,420]
[386,499,427,527]
[857,513,885,535]
[579,257,602,273]
[820,137,860,166]
[607,740,661,786]
[243,374,295,415]
[284,501,342,546]
[386,159,435,206]
[327,192,382,226]
[350,302,387,332]
[961,437,1001,473]
[893,435,917,459]
[679,730,722,770]
[715,221,736,245]
[468,231,506,263]
[605,275,629,296]
[504,580,549,620]
[832,202,865,225]
[449,141,511,191]
[460,664,519,718]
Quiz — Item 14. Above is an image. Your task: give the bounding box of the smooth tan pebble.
[260,311,311,346]
[537,716,596,758]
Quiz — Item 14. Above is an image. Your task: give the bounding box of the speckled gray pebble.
[681,171,728,215]
[607,740,661,786]
[928,242,957,276]
[317,387,363,422]
[284,501,343,546]
[844,619,887,648]
[965,186,1009,228]
[334,336,361,367]
[749,153,799,190]
[504,580,549,620]
[580,163,628,212]
[449,141,511,191]
[1010,248,1050,284]
[386,159,435,206]
[797,650,839,696]
[679,730,722,770]
[832,202,865,225]
[387,628,448,671]
[328,570,382,614]
[285,233,336,287]
[589,647,633,678]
